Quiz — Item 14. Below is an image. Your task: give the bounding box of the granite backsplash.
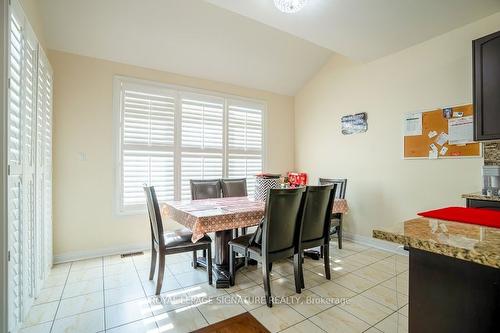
[484,142,500,165]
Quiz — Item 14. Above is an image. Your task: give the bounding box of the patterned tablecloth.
[162,197,349,242]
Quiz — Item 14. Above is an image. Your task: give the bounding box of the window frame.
[113,76,268,216]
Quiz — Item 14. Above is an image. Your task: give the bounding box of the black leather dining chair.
[143,186,212,295]
[190,179,222,200]
[221,178,247,198]
[318,178,347,249]
[299,184,337,288]
[221,178,248,237]
[190,179,221,259]
[228,187,307,307]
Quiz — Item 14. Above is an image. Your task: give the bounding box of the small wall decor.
[341,112,368,135]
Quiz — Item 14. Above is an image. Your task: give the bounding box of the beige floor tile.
[362,285,408,311]
[266,277,299,298]
[167,260,197,275]
[197,302,246,324]
[106,317,158,333]
[272,260,295,276]
[310,306,370,333]
[364,328,382,333]
[137,266,175,283]
[66,266,103,283]
[361,249,393,260]
[105,283,146,306]
[310,280,356,300]
[56,291,104,319]
[175,269,209,288]
[104,262,137,277]
[104,272,141,290]
[339,295,393,326]
[34,285,64,305]
[70,257,103,271]
[352,266,394,284]
[289,290,334,318]
[18,322,52,333]
[281,320,325,333]
[164,253,192,264]
[230,284,266,311]
[347,253,380,266]
[375,313,408,333]
[241,265,281,284]
[149,288,191,315]
[335,273,376,293]
[62,278,103,299]
[43,272,68,288]
[333,249,357,258]
[21,301,59,328]
[398,304,408,317]
[380,276,409,296]
[105,298,153,329]
[341,242,369,253]
[251,303,305,333]
[184,282,227,299]
[303,266,341,286]
[226,272,258,292]
[52,308,104,333]
[155,307,208,333]
[368,260,408,275]
[142,276,183,296]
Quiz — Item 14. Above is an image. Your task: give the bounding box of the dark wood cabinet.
[473,30,500,141]
[466,198,500,211]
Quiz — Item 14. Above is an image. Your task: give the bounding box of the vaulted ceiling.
[40,0,500,96]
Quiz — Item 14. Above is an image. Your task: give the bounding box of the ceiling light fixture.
[274,0,308,14]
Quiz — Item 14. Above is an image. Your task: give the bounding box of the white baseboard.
[53,242,150,264]
[343,232,408,256]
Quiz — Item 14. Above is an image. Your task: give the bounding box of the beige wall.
[50,50,295,259]
[295,12,500,238]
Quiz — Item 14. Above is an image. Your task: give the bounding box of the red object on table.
[418,207,500,228]
[288,172,308,187]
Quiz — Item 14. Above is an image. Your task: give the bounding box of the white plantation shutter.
[7,5,24,329]
[7,1,53,330]
[227,100,264,196]
[115,78,266,208]
[180,93,224,199]
[119,83,176,211]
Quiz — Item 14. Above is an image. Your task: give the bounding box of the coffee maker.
[482,165,500,196]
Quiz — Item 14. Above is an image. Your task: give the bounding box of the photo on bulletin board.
[402,104,482,159]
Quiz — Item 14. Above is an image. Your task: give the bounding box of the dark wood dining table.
[162,196,349,288]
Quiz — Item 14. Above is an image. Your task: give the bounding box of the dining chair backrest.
[301,185,337,244]
[318,178,347,199]
[262,188,307,255]
[221,178,247,198]
[143,186,165,247]
[190,179,222,200]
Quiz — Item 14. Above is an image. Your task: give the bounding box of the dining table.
[162,196,349,288]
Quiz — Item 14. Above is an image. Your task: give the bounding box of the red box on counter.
[288,172,308,187]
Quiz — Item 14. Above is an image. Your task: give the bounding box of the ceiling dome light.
[274,0,308,14]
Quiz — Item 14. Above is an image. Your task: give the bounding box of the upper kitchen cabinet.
[473,30,500,141]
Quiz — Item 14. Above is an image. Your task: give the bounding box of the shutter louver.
[120,84,176,211]
[227,101,264,196]
[180,94,224,199]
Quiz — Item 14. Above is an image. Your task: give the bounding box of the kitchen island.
[373,218,500,333]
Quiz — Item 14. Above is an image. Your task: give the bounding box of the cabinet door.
[473,30,500,141]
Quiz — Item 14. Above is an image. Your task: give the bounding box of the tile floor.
[20,240,409,333]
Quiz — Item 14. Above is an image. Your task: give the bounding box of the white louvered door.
[227,100,264,197]
[179,93,224,199]
[7,0,53,330]
[118,82,176,212]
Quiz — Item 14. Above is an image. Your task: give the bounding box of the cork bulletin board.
[403,104,481,159]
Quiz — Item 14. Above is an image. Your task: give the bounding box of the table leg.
[195,229,251,288]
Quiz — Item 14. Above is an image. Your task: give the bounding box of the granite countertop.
[462,192,500,202]
[373,218,500,269]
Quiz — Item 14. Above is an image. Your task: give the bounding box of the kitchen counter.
[373,218,500,332]
[462,192,500,202]
[373,217,500,268]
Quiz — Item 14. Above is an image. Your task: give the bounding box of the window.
[115,77,266,213]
